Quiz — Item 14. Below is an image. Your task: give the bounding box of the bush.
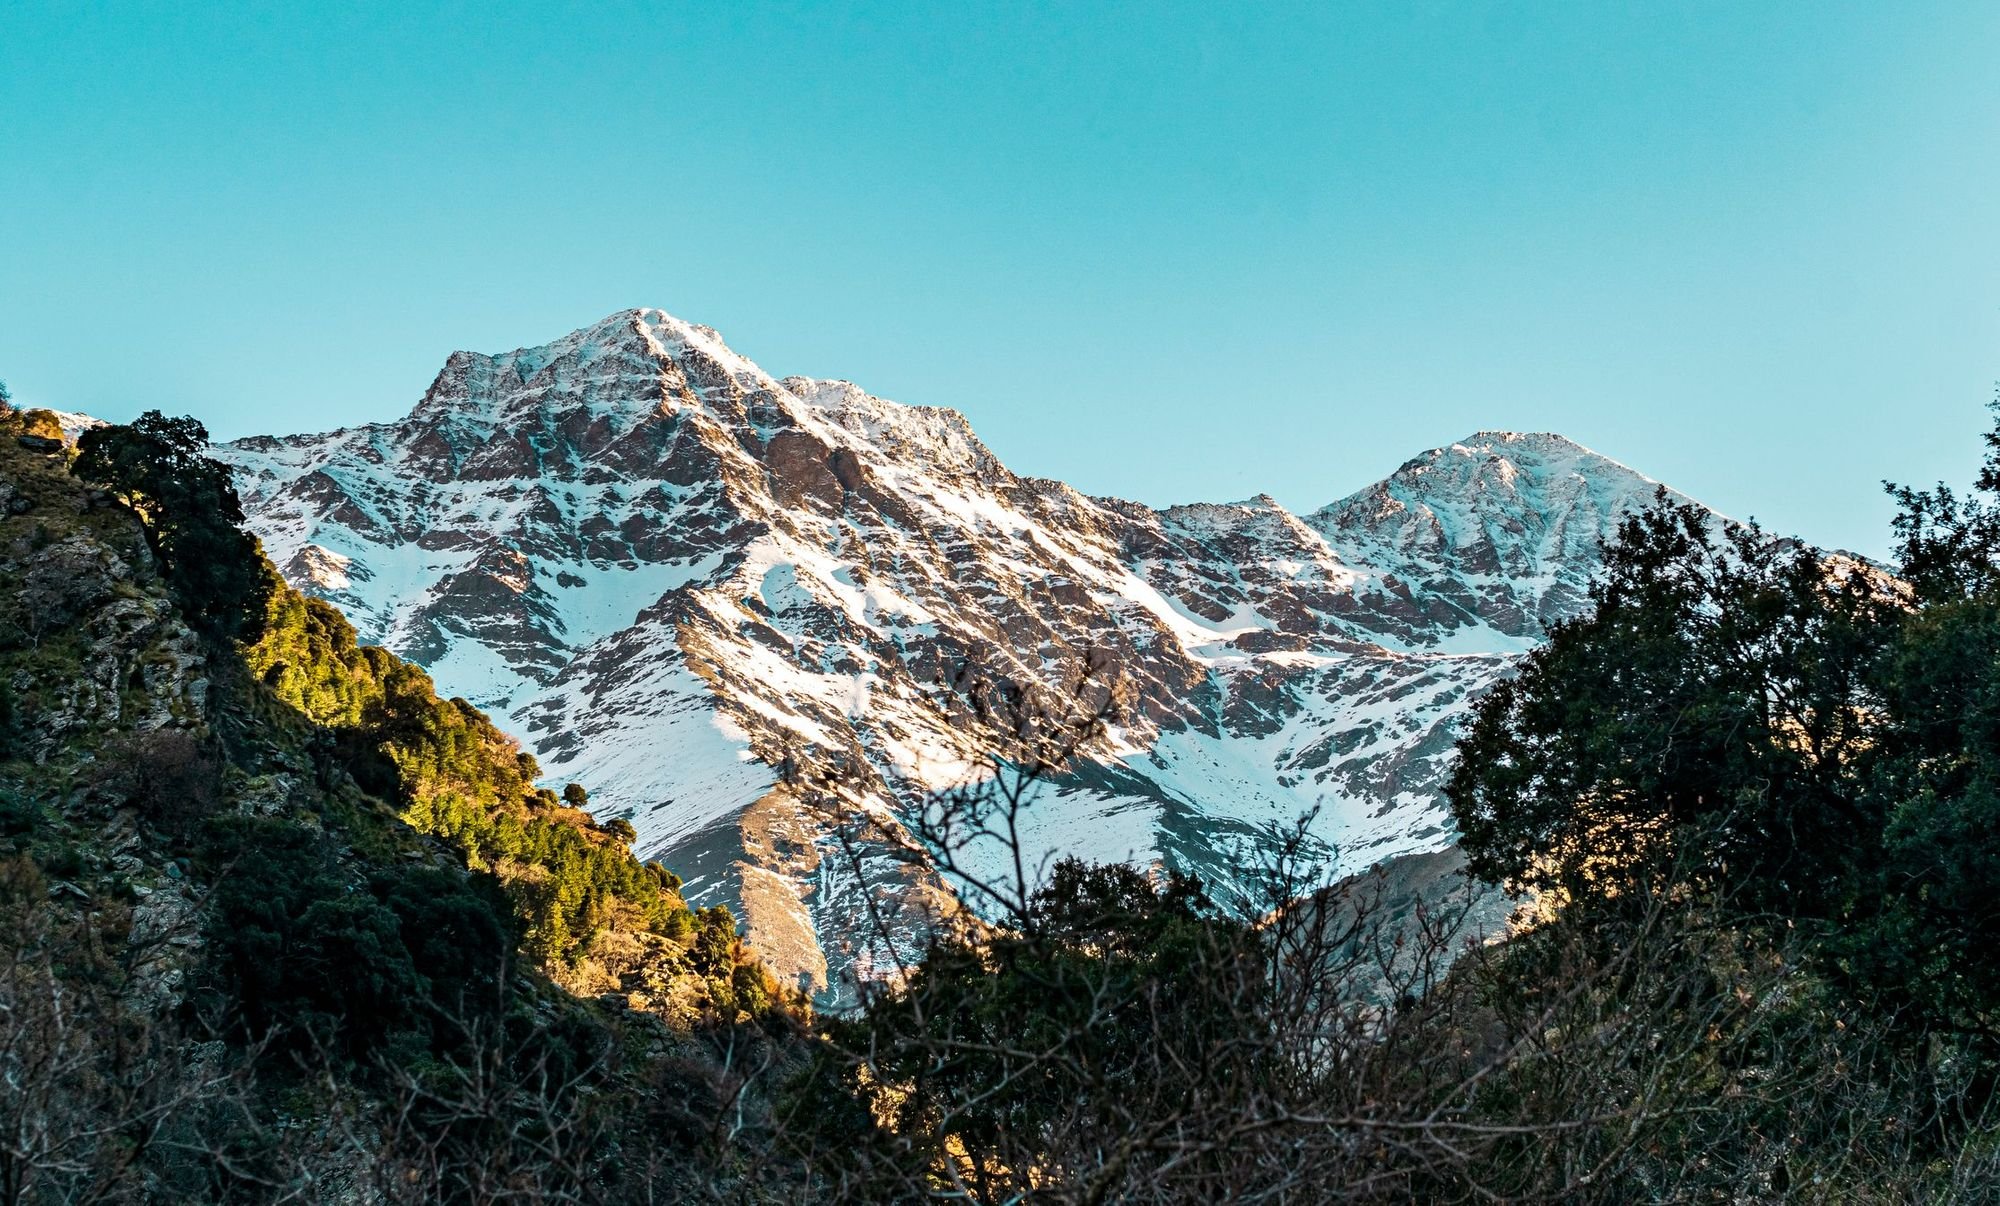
[202,817,518,1063]
[0,789,38,841]
[17,408,63,441]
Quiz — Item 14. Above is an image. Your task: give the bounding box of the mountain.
[218,308,1692,994]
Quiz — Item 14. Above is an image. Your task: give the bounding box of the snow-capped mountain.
[219,309,1692,993]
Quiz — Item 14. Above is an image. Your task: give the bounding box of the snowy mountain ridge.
[218,308,1696,994]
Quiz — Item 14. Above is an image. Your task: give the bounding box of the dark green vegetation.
[73,411,274,639]
[789,861,1270,1198]
[1451,404,2000,1066]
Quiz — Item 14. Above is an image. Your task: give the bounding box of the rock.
[20,535,120,634]
[16,434,64,453]
[234,773,300,817]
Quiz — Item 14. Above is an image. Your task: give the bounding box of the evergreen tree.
[1446,493,1888,921]
[1449,408,2000,1050]
[72,410,274,638]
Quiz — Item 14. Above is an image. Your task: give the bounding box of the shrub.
[17,408,63,441]
[202,817,518,1063]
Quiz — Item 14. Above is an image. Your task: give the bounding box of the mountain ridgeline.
[218,307,1691,993]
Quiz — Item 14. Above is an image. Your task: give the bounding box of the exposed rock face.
[0,437,216,1016]
[1,480,210,764]
[219,309,1697,996]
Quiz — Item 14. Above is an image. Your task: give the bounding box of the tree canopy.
[72,410,273,638]
[1449,401,2000,1048]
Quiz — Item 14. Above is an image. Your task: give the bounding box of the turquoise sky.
[3,2,1996,556]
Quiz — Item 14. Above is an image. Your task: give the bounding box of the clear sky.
[3,2,1996,557]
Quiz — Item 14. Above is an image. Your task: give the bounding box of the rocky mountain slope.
[218,309,1695,993]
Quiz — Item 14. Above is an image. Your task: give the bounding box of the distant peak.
[406,306,782,425]
[1308,427,1679,529]
[1396,430,1647,481]
[626,307,732,352]
[1450,431,1591,454]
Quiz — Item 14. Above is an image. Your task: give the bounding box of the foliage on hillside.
[52,401,783,1020]
[244,588,772,1011]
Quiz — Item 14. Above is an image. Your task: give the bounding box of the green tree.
[1852,397,2000,1041]
[805,860,1260,1196]
[72,410,274,638]
[1447,493,1887,921]
[203,817,517,1062]
[1449,416,2000,1053]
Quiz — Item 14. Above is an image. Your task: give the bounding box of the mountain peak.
[1375,430,1659,498]
[1435,430,1610,466]
[399,306,790,438]
[623,308,764,378]
[537,306,738,359]
[1304,426,1690,647]
[1458,429,1586,448]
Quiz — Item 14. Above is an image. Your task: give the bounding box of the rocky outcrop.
[0,432,215,1022]
[219,309,1701,997]
[1,476,210,764]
